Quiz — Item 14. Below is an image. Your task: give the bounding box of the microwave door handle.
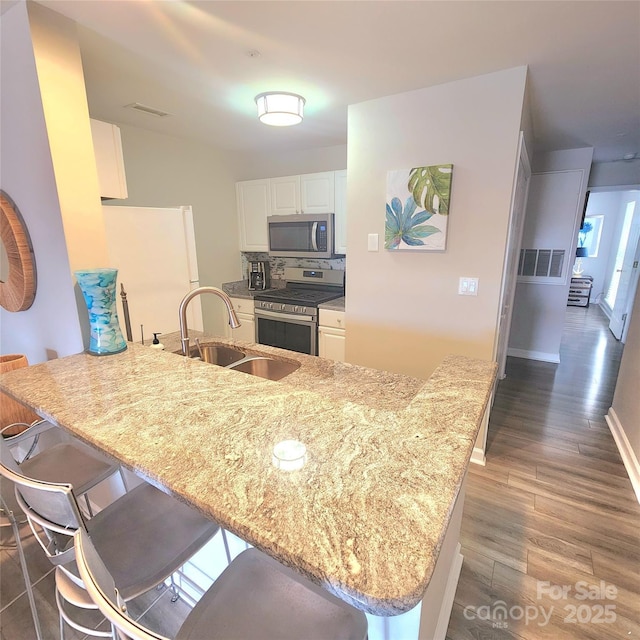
[311,222,318,251]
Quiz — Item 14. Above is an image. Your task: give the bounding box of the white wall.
[583,190,624,302]
[609,283,640,491]
[233,145,347,181]
[27,2,108,274]
[0,2,83,363]
[345,66,527,379]
[508,148,593,362]
[106,124,241,336]
[600,190,640,316]
[589,160,640,188]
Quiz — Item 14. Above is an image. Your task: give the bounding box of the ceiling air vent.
[125,103,172,118]
[518,249,565,278]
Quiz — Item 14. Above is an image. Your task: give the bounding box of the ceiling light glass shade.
[255,92,305,126]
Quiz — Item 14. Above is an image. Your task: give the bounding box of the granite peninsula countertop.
[318,296,345,312]
[221,280,284,299]
[0,338,496,616]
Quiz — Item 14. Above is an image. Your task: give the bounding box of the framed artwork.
[579,215,604,257]
[385,164,453,251]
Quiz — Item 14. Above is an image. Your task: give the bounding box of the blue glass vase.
[75,268,127,356]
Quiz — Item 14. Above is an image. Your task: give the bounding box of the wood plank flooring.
[1,304,638,639]
[447,305,640,640]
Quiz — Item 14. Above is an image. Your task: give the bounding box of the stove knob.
[293,306,299,313]
[280,304,286,311]
[268,302,273,310]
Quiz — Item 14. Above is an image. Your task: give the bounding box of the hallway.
[447,304,640,639]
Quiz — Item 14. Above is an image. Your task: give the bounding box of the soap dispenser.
[150,333,165,350]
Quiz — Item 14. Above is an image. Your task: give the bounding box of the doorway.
[582,188,640,343]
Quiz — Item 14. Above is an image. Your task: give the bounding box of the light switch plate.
[459,277,479,296]
[367,233,379,251]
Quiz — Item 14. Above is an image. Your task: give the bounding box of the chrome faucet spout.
[179,287,241,356]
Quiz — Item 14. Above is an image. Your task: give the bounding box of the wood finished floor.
[447,305,640,640]
[1,305,638,639]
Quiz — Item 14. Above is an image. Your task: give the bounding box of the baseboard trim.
[470,447,486,466]
[507,348,560,363]
[605,407,640,505]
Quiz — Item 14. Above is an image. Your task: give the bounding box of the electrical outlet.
[459,277,479,296]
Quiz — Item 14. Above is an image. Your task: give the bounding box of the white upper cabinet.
[334,170,347,255]
[270,175,300,215]
[236,179,270,251]
[237,170,345,253]
[300,172,335,214]
[90,119,128,200]
[270,172,335,215]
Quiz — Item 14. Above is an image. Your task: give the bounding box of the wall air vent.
[125,103,172,118]
[518,249,565,280]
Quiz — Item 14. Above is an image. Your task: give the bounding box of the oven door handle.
[311,222,318,251]
[255,309,315,323]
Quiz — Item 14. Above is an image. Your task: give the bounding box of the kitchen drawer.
[319,309,345,329]
[229,297,255,315]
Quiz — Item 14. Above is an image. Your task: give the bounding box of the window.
[578,215,604,257]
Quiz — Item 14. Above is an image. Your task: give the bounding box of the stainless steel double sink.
[177,343,300,381]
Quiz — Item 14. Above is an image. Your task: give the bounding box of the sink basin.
[226,357,300,381]
[176,343,246,366]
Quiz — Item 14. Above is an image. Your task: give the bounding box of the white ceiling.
[34,1,640,163]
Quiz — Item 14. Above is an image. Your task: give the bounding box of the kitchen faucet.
[179,287,241,356]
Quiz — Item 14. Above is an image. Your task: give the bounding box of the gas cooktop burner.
[254,288,342,306]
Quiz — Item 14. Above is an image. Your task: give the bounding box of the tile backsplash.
[241,252,346,282]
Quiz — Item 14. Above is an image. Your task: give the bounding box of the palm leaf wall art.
[385,164,453,251]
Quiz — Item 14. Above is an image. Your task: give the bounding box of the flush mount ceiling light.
[255,92,305,126]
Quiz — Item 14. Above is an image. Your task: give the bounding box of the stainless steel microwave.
[267,213,335,258]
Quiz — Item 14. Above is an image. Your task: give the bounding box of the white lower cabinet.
[318,309,346,361]
[225,297,256,343]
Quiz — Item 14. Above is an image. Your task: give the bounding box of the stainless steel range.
[254,267,345,356]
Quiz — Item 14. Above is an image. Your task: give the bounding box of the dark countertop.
[223,282,345,312]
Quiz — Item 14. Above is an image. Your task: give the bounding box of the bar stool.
[0,419,127,639]
[0,458,224,639]
[0,487,43,639]
[75,527,369,640]
[1,420,127,516]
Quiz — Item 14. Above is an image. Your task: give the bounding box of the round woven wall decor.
[0,190,37,312]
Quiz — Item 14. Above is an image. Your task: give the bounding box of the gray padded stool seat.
[19,441,118,495]
[0,460,222,609]
[178,547,368,640]
[1,419,125,639]
[75,529,368,640]
[1,420,123,509]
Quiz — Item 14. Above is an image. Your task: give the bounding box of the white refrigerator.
[102,205,203,346]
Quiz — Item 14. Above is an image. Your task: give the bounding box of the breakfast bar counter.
[0,338,496,629]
